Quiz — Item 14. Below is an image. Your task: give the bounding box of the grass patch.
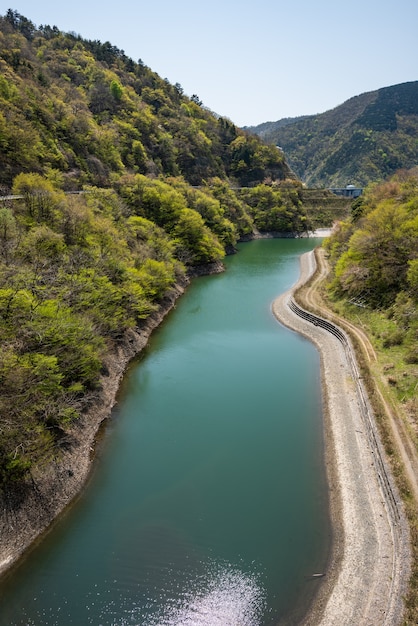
[336,302,417,431]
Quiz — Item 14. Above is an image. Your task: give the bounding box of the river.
[0,238,330,626]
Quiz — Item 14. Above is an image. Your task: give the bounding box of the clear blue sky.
[2,1,417,127]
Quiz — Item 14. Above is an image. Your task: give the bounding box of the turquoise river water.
[0,238,330,626]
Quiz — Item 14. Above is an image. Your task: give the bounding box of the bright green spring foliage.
[240,180,309,233]
[0,10,292,189]
[0,177,191,485]
[324,168,418,363]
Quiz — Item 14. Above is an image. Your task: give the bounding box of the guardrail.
[0,191,87,202]
[288,299,348,346]
[288,296,402,525]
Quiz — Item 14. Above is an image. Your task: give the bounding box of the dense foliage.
[324,169,418,364]
[249,82,418,188]
[0,11,313,488]
[0,9,292,189]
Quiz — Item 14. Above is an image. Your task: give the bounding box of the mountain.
[247,81,418,187]
[243,115,310,137]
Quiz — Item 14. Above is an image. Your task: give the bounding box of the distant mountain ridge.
[248,81,418,187]
[244,115,310,137]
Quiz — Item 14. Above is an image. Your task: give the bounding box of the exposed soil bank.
[272,251,411,626]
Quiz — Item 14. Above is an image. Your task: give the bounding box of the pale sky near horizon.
[1,1,417,127]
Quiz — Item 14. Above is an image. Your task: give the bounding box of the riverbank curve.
[272,250,411,626]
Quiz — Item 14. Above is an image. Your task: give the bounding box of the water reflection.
[100,559,266,626]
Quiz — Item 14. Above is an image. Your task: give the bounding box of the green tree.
[407,258,418,299]
[20,225,66,262]
[327,172,418,307]
[110,79,124,101]
[118,174,187,231]
[0,207,18,263]
[174,208,224,265]
[12,173,65,223]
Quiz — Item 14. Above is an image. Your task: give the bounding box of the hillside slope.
[0,10,293,190]
[248,81,418,187]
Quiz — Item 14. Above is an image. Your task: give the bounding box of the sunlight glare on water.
[148,563,265,626]
[16,561,266,626]
[98,560,266,626]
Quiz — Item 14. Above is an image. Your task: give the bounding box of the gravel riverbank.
[272,251,411,625]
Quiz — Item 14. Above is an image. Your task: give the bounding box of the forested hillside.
[0,10,312,490]
[248,81,418,188]
[0,10,293,189]
[324,168,418,404]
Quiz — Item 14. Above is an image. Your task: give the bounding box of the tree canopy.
[324,168,418,362]
[0,10,293,189]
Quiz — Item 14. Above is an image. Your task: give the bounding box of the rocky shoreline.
[272,250,411,625]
